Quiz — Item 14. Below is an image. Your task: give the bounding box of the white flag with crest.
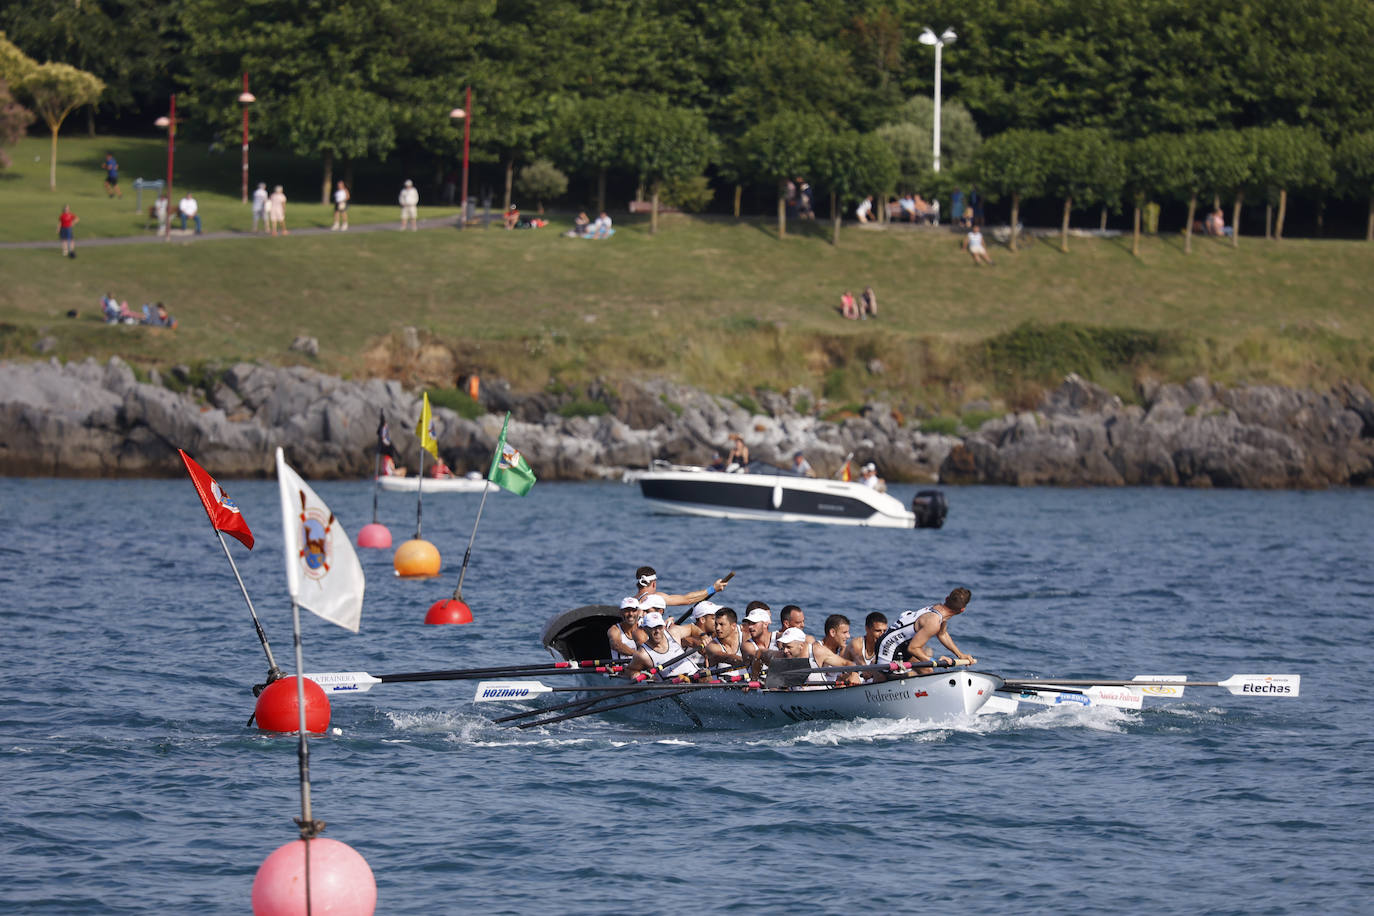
[276,447,365,632]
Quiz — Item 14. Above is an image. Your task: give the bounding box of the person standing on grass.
[398,179,419,231]
[57,205,79,258]
[102,153,122,199]
[251,182,269,233]
[269,185,288,236]
[331,180,350,230]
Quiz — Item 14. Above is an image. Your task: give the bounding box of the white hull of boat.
[376,476,493,494]
[636,467,918,528]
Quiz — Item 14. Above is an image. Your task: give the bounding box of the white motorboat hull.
[376,476,493,494]
[635,467,920,528]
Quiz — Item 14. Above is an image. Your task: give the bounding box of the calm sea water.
[1,477,1371,914]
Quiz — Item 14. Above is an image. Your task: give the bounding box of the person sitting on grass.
[841,290,859,320]
[504,204,520,230]
[962,223,994,266]
[861,286,878,319]
[567,211,591,237]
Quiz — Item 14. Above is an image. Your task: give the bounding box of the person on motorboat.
[792,452,815,477]
[624,611,702,680]
[725,433,750,470]
[700,607,747,671]
[633,565,730,608]
[740,603,778,664]
[380,454,407,477]
[608,596,645,662]
[859,462,886,492]
[707,451,727,471]
[429,456,455,478]
[844,611,888,667]
[874,588,978,670]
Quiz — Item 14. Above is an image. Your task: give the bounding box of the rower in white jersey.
[624,611,702,679]
[874,588,978,669]
[607,596,645,662]
[739,602,778,664]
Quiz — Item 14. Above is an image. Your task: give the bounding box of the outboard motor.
[911,490,948,529]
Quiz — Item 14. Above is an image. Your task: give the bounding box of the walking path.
[0,213,490,250]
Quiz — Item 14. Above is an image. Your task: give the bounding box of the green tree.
[0,32,37,86]
[810,130,899,245]
[1248,125,1334,241]
[547,94,639,214]
[280,84,395,203]
[1334,131,1374,242]
[0,78,34,168]
[1201,130,1255,249]
[17,62,105,190]
[515,158,567,213]
[620,101,714,235]
[1125,135,1189,257]
[739,112,830,239]
[973,129,1050,251]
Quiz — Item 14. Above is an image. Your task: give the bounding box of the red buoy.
[425,598,473,625]
[253,837,376,916]
[356,522,392,550]
[254,677,331,734]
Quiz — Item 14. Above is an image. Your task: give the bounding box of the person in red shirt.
[58,205,79,258]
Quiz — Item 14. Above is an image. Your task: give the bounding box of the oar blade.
[474,680,554,703]
[304,671,383,693]
[1004,685,1143,710]
[1218,674,1300,697]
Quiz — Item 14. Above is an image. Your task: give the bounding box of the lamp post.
[449,85,471,221]
[918,27,957,173]
[155,95,176,239]
[238,73,256,204]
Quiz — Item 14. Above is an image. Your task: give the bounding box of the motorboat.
[375,475,493,494]
[631,461,946,528]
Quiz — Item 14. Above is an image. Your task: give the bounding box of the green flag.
[487,412,536,496]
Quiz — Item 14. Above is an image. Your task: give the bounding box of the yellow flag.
[416,392,439,460]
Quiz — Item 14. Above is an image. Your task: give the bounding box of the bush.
[516,158,568,210]
[427,388,483,419]
[981,321,1172,382]
[732,393,760,415]
[919,416,960,436]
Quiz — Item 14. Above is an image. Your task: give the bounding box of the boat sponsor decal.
[863,688,929,705]
[1054,693,1091,706]
[1239,678,1293,695]
[780,704,845,722]
[481,687,531,698]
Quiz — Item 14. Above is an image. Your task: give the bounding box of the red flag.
[179,448,255,549]
[841,460,852,482]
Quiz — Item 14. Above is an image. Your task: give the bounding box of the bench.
[627,200,680,215]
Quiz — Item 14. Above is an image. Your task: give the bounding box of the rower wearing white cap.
[633,564,731,608]
[625,610,701,680]
[740,601,778,663]
[608,596,645,662]
[776,628,829,688]
[690,600,722,637]
[874,587,978,669]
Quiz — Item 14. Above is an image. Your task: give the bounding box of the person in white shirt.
[178,193,201,233]
[860,462,885,491]
[855,195,873,223]
[331,180,350,230]
[963,224,993,265]
[398,179,420,231]
[251,182,269,233]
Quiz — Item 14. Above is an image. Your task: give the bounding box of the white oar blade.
[1218,674,1300,697]
[1007,686,1143,710]
[304,672,383,694]
[474,681,554,703]
[1133,675,1189,698]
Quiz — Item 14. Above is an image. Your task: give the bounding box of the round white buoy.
[252,837,376,916]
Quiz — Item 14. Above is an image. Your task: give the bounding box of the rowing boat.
[630,462,947,528]
[375,475,493,494]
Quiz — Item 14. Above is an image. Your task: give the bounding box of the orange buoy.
[393,539,440,578]
[254,677,331,734]
[356,523,392,549]
[425,598,473,625]
[252,837,376,916]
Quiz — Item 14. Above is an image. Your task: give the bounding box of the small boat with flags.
[631,460,947,529]
[376,474,493,494]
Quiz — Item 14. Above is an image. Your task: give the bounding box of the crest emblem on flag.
[209,480,242,514]
[296,491,333,580]
[499,443,523,470]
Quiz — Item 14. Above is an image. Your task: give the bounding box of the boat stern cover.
[541,604,620,662]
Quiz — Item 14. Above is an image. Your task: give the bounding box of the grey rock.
[289,336,319,358]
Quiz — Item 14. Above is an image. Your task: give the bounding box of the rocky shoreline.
[2,357,1372,488]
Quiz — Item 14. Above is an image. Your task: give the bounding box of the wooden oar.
[674,571,735,625]
[515,687,695,730]
[510,677,765,729]
[304,659,630,693]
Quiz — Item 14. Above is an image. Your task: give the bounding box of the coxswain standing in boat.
[633,565,730,609]
[874,588,978,672]
[844,612,888,667]
[608,596,645,662]
[624,611,702,680]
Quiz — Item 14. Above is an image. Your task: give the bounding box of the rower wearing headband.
[633,565,730,608]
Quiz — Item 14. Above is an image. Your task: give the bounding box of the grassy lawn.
[4,135,1373,413]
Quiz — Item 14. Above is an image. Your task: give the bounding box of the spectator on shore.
[399,179,420,231]
[861,286,878,319]
[951,188,965,228]
[962,222,994,266]
[841,290,859,320]
[855,195,874,223]
[567,211,591,237]
[143,302,176,327]
[331,180,350,231]
[178,193,201,233]
[504,203,520,230]
[58,205,79,258]
[1206,207,1232,238]
[268,186,288,236]
[103,153,122,199]
[251,182,269,233]
[153,193,169,233]
[590,211,614,238]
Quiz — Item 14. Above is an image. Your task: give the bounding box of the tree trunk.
[777,178,786,239]
[1367,195,1373,242]
[831,191,840,246]
[1060,196,1072,253]
[596,168,606,214]
[503,159,514,211]
[650,183,660,236]
[49,125,58,190]
[1231,193,1243,249]
[636,180,645,202]
[1184,192,1197,254]
[1099,204,1107,231]
[1132,204,1141,258]
[320,150,334,204]
[86,106,95,137]
[1275,188,1287,241]
[1316,198,1325,237]
[1009,192,1021,252]
[1265,203,1273,240]
[733,185,741,219]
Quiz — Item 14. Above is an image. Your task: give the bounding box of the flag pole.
[213,528,284,683]
[370,448,381,525]
[415,447,426,539]
[451,480,492,601]
[289,598,323,909]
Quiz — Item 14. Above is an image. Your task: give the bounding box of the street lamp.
[238,73,256,204]
[449,85,471,222]
[155,95,176,239]
[918,27,957,173]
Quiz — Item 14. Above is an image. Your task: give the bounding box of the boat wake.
[750,704,1141,747]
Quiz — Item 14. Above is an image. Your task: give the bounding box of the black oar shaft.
[1002,679,1209,688]
[375,659,624,683]
[516,688,693,729]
